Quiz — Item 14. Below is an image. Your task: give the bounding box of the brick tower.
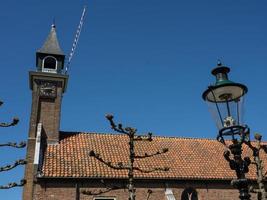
[23,24,68,200]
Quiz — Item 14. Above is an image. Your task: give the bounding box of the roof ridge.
[59,131,266,144]
[59,131,216,141]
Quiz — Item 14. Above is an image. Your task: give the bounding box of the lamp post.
[202,62,251,200]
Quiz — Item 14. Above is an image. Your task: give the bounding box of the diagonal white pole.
[66,6,87,73]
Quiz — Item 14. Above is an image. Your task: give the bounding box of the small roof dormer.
[36,24,65,74]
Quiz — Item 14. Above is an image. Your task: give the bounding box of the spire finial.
[52,17,56,28]
[217,59,222,66]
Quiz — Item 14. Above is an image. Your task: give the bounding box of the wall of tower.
[38,86,63,143]
[23,72,68,200]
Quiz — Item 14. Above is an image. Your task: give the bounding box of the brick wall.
[33,179,257,200]
[23,72,68,200]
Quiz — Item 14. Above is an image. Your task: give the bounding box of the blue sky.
[0,0,267,199]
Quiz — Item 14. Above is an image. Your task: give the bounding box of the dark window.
[181,188,198,200]
[43,56,57,70]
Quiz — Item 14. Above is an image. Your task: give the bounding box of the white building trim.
[42,56,58,73]
[34,123,42,165]
[165,188,176,200]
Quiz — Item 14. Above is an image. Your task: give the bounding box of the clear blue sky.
[0,0,267,199]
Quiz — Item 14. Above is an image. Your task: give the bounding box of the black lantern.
[202,62,249,143]
[202,62,252,200]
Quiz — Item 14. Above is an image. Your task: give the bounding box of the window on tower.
[42,56,57,73]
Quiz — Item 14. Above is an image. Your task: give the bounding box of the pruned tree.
[244,133,267,200]
[0,100,26,189]
[82,114,169,200]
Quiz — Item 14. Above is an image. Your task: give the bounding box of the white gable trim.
[34,123,42,165]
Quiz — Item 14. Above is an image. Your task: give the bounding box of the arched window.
[181,188,198,200]
[42,56,57,72]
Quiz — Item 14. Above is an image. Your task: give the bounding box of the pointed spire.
[37,24,64,55]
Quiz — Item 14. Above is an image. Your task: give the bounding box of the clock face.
[39,82,57,98]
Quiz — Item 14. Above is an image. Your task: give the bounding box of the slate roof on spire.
[37,24,64,55]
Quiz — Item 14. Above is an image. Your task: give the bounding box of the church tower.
[29,24,68,143]
[23,24,68,200]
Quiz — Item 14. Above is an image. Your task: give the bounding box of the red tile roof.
[41,132,267,180]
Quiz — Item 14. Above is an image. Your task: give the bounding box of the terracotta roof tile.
[41,132,267,180]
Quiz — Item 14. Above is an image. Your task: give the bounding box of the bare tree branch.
[261,145,267,154]
[133,166,169,173]
[134,132,152,141]
[0,179,26,189]
[89,150,129,170]
[0,141,26,148]
[146,189,152,200]
[244,133,267,200]
[0,159,27,172]
[0,100,26,189]
[81,179,123,195]
[0,117,19,127]
[0,101,19,127]
[82,187,121,195]
[86,115,170,200]
[135,148,168,159]
[106,114,128,134]
[244,140,257,153]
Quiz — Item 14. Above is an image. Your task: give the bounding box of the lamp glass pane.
[206,94,245,131]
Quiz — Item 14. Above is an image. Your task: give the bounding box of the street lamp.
[202,62,251,200]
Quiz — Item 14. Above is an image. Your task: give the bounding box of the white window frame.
[42,56,58,73]
[165,188,176,200]
[93,197,116,200]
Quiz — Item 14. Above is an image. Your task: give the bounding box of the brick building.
[22,25,263,200]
